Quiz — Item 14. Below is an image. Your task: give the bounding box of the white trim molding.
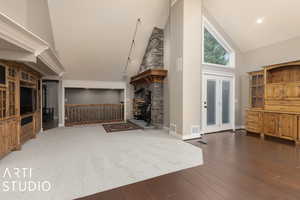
[0,12,48,54]
[0,50,36,62]
[25,62,48,76]
[182,133,203,140]
[0,12,65,76]
[38,48,65,75]
[235,125,245,130]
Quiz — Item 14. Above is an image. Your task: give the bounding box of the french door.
[202,73,234,133]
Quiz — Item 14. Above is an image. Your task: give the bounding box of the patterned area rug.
[103,122,141,133]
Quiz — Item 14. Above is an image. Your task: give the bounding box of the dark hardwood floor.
[78,131,300,200]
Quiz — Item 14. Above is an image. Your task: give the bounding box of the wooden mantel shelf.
[130,69,168,85]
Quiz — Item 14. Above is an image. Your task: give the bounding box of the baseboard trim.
[235,125,245,130]
[182,133,202,140]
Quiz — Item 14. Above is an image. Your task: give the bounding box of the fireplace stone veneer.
[130,27,166,128]
[130,69,167,128]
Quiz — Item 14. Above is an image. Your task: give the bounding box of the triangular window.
[203,17,235,67]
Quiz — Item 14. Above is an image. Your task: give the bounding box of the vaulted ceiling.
[48,0,169,81]
[203,0,300,52]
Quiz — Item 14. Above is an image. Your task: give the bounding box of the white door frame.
[202,70,235,133]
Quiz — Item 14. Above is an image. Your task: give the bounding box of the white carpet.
[0,125,203,200]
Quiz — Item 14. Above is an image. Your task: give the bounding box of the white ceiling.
[48,0,169,81]
[203,0,300,52]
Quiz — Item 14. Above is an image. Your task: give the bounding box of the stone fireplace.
[130,27,167,129]
[130,69,167,128]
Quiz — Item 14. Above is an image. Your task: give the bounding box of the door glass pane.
[222,80,230,124]
[207,80,216,126]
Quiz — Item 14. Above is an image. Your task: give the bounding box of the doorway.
[202,72,235,133]
[42,80,59,130]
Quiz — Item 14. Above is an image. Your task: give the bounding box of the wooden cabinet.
[278,114,297,140]
[265,63,300,112]
[8,80,18,117]
[0,121,8,158]
[0,60,42,159]
[246,110,263,133]
[247,111,299,142]
[20,70,36,84]
[0,119,18,157]
[249,71,264,108]
[283,82,300,100]
[246,61,300,144]
[20,115,34,144]
[0,88,6,119]
[6,118,19,150]
[263,113,279,137]
[265,84,283,100]
[34,111,41,135]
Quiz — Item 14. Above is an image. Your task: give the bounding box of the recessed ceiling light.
[256,18,264,24]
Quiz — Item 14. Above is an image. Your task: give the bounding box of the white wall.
[243,36,300,72]
[169,0,184,136]
[168,0,203,138]
[181,0,202,137]
[27,0,55,48]
[65,89,123,105]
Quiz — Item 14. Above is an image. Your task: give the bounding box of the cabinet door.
[283,83,300,100]
[8,80,17,117]
[0,122,8,157]
[0,89,6,120]
[6,118,19,150]
[265,84,283,100]
[278,114,297,140]
[246,111,263,133]
[263,113,279,136]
